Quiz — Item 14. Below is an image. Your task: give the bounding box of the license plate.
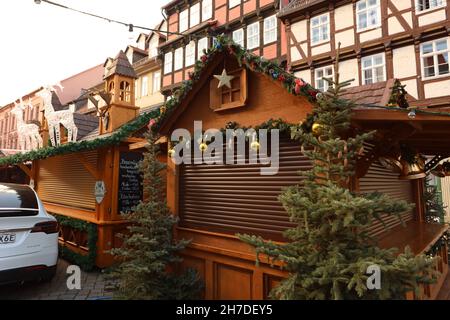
[0,234,16,244]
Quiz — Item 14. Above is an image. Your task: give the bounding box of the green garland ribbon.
[54,214,98,271]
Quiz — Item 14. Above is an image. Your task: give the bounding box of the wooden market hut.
[0,51,158,269]
[157,39,449,300]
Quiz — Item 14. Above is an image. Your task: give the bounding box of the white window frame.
[416,0,446,13]
[141,76,148,97]
[229,0,240,9]
[190,3,200,28]
[361,53,386,85]
[152,71,161,94]
[164,52,173,74]
[315,66,334,92]
[263,15,277,45]
[356,0,381,32]
[310,13,329,45]
[197,37,208,57]
[202,0,213,21]
[232,28,244,47]
[174,47,184,71]
[247,22,260,50]
[420,38,450,79]
[185,41,196,67]
[179,9,189,32]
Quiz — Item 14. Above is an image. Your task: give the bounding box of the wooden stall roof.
[352,108,450,156]
[157,36,319,135]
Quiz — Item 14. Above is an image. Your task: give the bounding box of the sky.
[0,0,168,105]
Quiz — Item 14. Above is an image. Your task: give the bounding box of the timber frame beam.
[75,153,100,180]
[17,163,33,179]
[356,123,418,178]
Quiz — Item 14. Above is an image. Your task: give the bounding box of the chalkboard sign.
[118,152,143,214]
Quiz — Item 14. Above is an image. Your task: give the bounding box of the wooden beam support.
[125,137,145,144]
[17,163,32,178]
[129,141,149,150]
[76,153,100,180]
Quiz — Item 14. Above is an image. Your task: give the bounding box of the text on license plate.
[0,234,16,244]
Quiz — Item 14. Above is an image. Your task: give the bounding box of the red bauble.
[278,74,285,82]
[201,55,208,63]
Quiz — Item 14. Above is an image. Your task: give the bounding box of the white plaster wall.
[290,46,302,62]
[359,28,382,43]
[294,70,311,84]
[418,9,446,26]
[393,0,412,11]
[291,20,308,42]
[393,45,417,79]
[335,29,355,48]
[335,4,354,30]
[388,16,405,35]
[424,79,450,98]
[339,59,359,87]
[311,43,331,56]
[401,79,418,100]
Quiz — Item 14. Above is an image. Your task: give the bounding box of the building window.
[179,9,189,32]
[164,52,173,74]
[315,66,334,91]
[202,0,212,21]
[229,0,240,8]
[356,0,381,32]
[264,15,277,45]
[310,13,329,44]
[174,47,184,71]
[119,81,131,102]
[421,39,450,78]
[190,3,200,28]
[361,53,386,84]
[185,41,196,67]
[141,76,148,97]
[153,72,161,94]
[416,0,445,12]
[247,22,260,50]
[198,37,208,57]
[233,29,244,47]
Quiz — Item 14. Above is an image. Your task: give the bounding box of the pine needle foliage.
[109,130,202,300]
[240,64,436,300]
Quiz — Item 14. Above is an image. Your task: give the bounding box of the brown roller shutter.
[359,161,415,238]
[179,139,311,240]
[37,151,98,211]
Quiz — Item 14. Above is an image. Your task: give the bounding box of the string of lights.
[358,103,450,118]
[33,0,185,36]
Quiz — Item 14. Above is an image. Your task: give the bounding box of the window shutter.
[179,139,311,240]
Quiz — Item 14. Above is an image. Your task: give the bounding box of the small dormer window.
[119,81,131,102]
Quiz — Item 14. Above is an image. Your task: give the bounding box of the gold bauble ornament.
[312,123,322,135]
[251,140,260,151]
[160,105,167,114]
[168,148,175,157]
[199,142,208,152]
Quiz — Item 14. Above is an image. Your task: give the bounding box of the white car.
[0,183,58,285]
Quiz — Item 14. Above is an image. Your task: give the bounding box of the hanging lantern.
[399,156,426,180]
[431,164,446,178]
[379,155,403,174]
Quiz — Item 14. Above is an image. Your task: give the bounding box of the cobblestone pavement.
[0,259,115,300]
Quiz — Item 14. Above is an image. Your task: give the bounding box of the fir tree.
[109,128,202,300]
[424,177,446,224]
[240,57,436,300]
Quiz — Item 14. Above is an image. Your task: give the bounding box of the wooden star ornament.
[214,69,234,89]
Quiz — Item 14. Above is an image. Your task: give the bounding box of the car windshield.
[0,184,39,217]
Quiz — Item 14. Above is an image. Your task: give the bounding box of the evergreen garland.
[424,177,447,224]
[53,214,98,271]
